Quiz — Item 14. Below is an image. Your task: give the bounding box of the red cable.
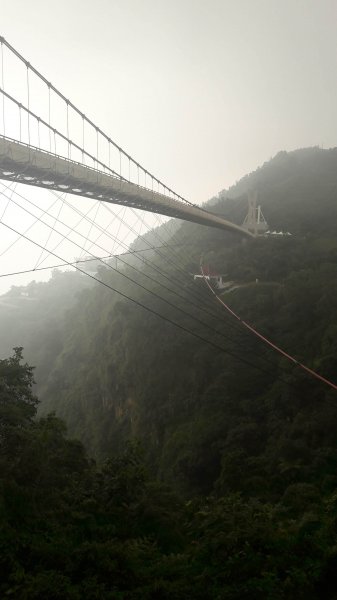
[200,262,337,393]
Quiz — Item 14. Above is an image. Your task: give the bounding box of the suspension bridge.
[2,36,334,394]
[0,36,254,238]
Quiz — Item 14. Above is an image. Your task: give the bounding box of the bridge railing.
[0,36,191,207]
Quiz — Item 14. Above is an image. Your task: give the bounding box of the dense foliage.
[2,348,337,599]
[1,147,337,596]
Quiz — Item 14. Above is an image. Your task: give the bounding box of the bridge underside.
[0,137,253,237]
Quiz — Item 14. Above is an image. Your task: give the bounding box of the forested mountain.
[36,147,337,467]
[1,147,337,597]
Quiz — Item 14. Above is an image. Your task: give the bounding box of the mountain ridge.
[0,147,337,485]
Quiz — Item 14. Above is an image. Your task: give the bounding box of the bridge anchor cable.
[200,258,337,393]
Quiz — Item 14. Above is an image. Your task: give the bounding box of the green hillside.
[35,147,337,471]
[2,147,337,597]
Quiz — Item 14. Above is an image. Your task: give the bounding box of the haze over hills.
[1,146,337,451]
[2,147,337,596]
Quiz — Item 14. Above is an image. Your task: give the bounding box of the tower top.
[242,190,268,235]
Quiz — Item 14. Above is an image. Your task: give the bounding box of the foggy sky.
[3,0,337,199]
[0,0,337,294]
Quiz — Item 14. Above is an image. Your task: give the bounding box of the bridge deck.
[0,137,252,237]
